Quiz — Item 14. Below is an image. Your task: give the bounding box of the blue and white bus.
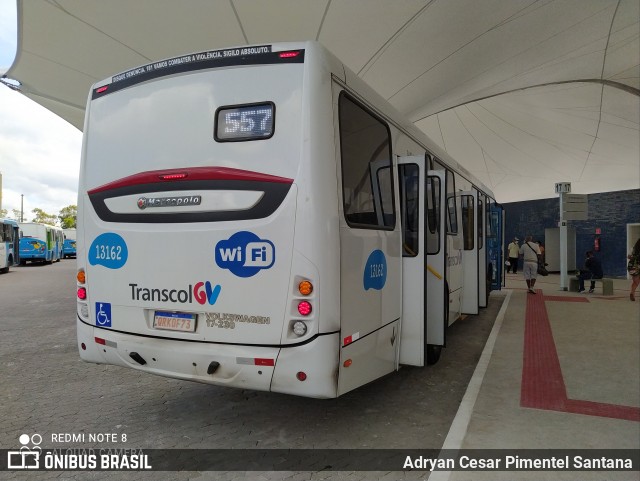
[52,226,64,262]
[19,222,56,264]
[0,218,20,273]
[63,228,77,258]
[76,42,503,398]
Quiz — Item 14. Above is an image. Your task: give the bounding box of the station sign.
[561,193,588,220]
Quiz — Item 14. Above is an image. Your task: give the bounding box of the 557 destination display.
[215,102,275,141]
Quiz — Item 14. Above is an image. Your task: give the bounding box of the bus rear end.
[77,43,340,398]
[19,223,52,264]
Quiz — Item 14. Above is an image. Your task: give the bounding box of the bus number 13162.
[94,245,122,261]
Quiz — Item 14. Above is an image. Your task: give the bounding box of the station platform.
[433,272,640,481]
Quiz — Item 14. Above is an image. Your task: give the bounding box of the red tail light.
[279,51,300,58]
[297,301,312,316]
[159,173,188,180]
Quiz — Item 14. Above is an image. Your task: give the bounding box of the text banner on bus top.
[92,46,305,100]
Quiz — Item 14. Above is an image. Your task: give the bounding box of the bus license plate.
[153,311,196,332]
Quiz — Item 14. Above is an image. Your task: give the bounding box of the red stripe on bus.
[254,358,275,367]
[87,167,293,194]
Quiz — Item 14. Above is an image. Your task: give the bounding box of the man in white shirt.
[519,235,541,294]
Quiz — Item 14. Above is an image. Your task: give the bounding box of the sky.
[0,0,82,222]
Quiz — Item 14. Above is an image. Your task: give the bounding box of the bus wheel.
[2,256,12,273]
[426,345,441,365]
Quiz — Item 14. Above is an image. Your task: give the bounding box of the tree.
[0,208,6,218]
[59,205,77,229]
[12,209,24,221]
[31,208,57,225]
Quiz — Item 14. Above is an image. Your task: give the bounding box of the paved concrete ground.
[3,263,637,480]
[1,260,502,481]
[442,273,639,481]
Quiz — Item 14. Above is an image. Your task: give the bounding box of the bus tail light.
[296,371,307,381]
[279,51,301,58]
[159,172,188,180]
[297,301,312,316]
[77,269,86,284]
[77,287,87,300]
[292,321,307,336]
[298,280,313,296]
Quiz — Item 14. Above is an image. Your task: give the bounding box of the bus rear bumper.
[77,319,339,397]
[77,318,276,391]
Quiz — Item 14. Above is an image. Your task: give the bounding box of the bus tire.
[426,344,441,365]
[2,255,13,273]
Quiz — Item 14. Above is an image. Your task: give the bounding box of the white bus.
[76,42,503,398]
[19,222,64,264]
[0,218,20,273]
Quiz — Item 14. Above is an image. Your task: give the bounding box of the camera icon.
[7,434,42,469]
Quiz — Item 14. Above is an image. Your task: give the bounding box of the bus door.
[12,223,19,265]
[397,155,446,366]
[335,89,401,396]
[487,201,504,291]
[478,193,487,307]
[46,227,53,262]
[460,190,479,315]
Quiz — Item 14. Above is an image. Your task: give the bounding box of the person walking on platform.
[507,237,520,274]
[628,238,640,301]
[519,235,541,294]
[578,251,603,293]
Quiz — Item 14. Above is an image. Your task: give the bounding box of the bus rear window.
[214,102,275,142]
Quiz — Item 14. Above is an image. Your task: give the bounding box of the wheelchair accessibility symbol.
[96,302,112,327]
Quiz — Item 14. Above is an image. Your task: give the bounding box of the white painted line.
[429,289,513,481]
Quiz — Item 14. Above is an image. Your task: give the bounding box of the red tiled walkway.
[520,290,640,422]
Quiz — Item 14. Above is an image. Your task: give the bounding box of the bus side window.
[426,176,441,255]
[339,92,395,230]
[399,164,419,257]
[446,170,458,235]
[478,197,484,250]
[461,195,474,250]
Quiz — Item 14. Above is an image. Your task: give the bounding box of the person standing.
[578,251,603,293]
[628,238,640,301]
[507,237,520,274]
[536,241,545,264]
[519,235,541,294]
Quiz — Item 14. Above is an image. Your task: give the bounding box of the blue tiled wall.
[503,189,640,277]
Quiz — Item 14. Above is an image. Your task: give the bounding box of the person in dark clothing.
[578,251,603,293]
